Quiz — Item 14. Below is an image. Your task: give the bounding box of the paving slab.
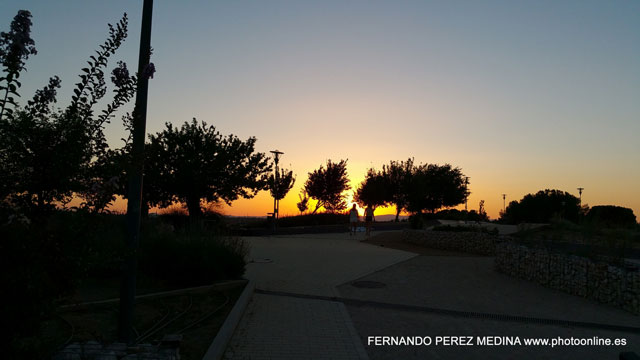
[225,294,367,360]
[337,255,638,327]
[243,232,417,297]
[224,232,416,359]
[337,243,640,359]
[346,305,640,360]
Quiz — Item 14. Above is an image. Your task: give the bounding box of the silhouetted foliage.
[78,148,126,213]
[296,191,309,214]
[0,12,134,215]
[354,168,392,209]
[432,224,498,235]
[404,163,469,214]
[500,189,581,224]
[427,208,487,222]
[382,158,416,221]
[0,10,37,120]
[269,168,295,201]
[478,200,488,220]
[144,119,271,217]
[139,225,247,288]
[586,205,637,228]
[0,210,246,358]
[304,159,351,213]
[273,212,349,227]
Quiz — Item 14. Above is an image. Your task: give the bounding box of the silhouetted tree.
[478,200,488,221]
[0,13,134,215]
[404,163,468,214]
[304,159,350,213]
[354,168,391,209]
[382,158,415,221]
[586,205,636,228]
[499,189,581,224]
[269,168,295,202]
[296,191,309,214]
[78,148,125,213]
[146,119,271,217]
[0,10,37,120]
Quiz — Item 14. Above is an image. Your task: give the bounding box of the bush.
[274,212,349,227]
[586,205,637,229]
[1,209,246,357]
[157,207,227,232]
[432,224,499,235]
[432,209,487,222]
[409,214,424,229]
[138,225,247,288]
[500,189,581,224]
[0,210,111,358]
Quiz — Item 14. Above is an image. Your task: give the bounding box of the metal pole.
[577,187,584,205]
[464,176,469,223]
[270,150,283,222]
[502,194,506,213]
[118,0,153,344]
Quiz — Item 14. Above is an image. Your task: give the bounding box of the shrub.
[1,209,246,357]
[138,225,247,288]
[586,205,637,229]
[432,224,499,235]
[0,210,108,358]
[275,212,349,227]
[409,214,424,229]
[500,189,581,224]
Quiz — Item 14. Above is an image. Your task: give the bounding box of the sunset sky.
[2,0,639,219]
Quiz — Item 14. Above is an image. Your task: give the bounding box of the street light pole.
[464,177,469,212]
[502,194,507,213]
[464,176,469,224]
[118,0,153,344]
[577,187,584,205]
[270,150,284,220]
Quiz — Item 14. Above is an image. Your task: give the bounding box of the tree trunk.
[186,196,202,218]
[395,207,401,222]
[141,202,149,218]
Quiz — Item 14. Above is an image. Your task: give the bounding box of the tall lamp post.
[118,0,153,344]
[502,194,507,213]
[577,187,584,205]
[464,177,469,212]
[464,176,469,223]
[270,150,284,221]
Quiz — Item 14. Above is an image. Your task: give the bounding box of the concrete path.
[224,232,417,359]
[224,230,639,359]
[337,240,640,359]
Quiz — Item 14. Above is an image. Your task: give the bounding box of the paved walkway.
[338,234,640,359]
[224,231,640,359]
[224,232,416,359]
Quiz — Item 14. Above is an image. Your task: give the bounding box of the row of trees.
[355,159,470,219]
[296,158,470,220]
[0,10,474,222]
[0,11,278,220]
[1,11,136,217]
[499,189,637,227]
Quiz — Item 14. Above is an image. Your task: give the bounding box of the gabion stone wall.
[495,242,640,315]
[401,229,501,255]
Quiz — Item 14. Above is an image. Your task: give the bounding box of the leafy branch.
[0,10,37,120]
